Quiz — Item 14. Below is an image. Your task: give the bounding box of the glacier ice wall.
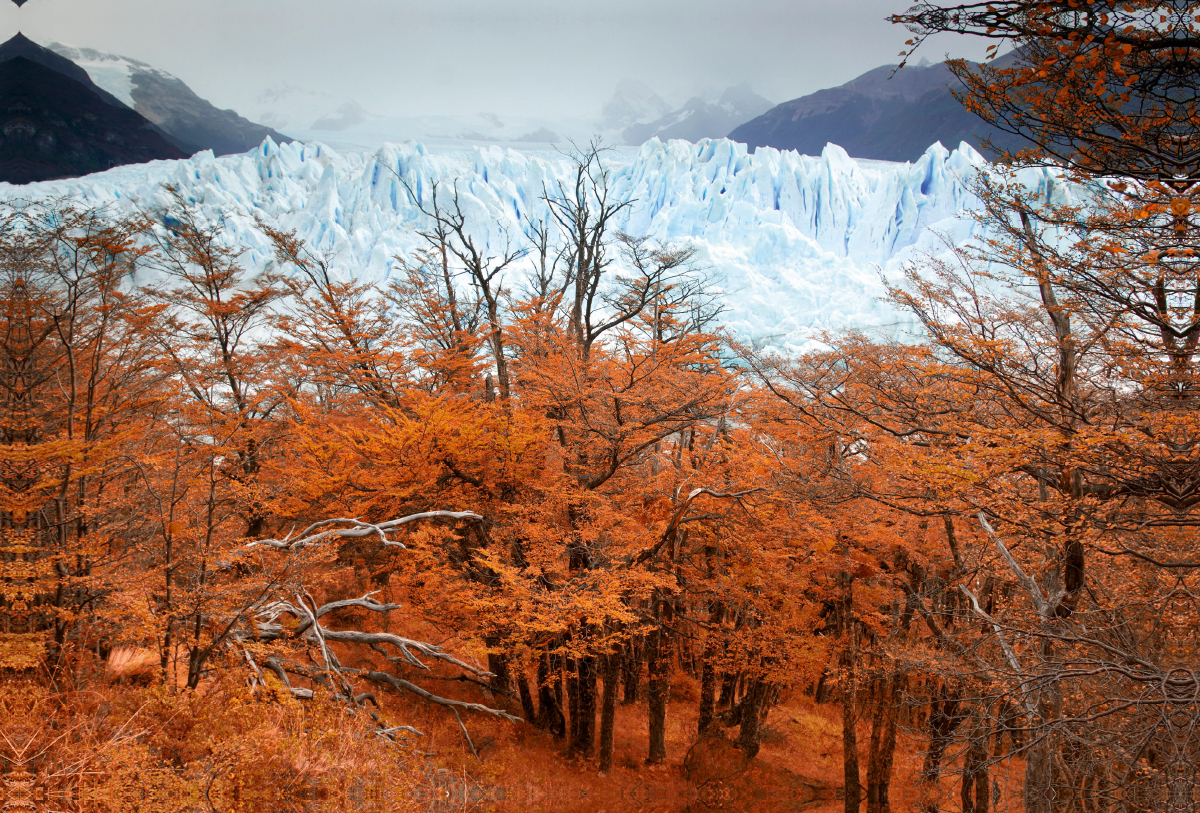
[0,136,1021,352]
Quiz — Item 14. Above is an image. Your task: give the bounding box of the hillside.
[47,41,291,156]
[0,40,185,183]
[729,55,1029,161]
[623,83,773,146]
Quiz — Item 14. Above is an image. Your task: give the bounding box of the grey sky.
[0,0,994,120]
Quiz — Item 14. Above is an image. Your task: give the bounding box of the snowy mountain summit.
[601,79,672,131]
[0,136,1032,351]
[46,41,289,156]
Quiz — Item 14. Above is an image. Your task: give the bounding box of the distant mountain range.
[729,55,1028,162]
[252,83,379,133]
[623,83,773,146]
[601,79,672,132]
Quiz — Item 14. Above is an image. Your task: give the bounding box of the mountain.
[0,33,128,105]
[0,35,185,183]
[3,136,1039,351]
[46,43,289,157]
[728,55,1029,161]
[623,84,773,146]
[601,79,672,132]
[251,83,377,134]
[309,101,374,131]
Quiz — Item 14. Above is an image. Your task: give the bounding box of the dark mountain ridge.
[729,54,1029,161]
[0,33,121,101]
[0,52,185,184]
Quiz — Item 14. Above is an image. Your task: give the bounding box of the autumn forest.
[6,2,1200,812]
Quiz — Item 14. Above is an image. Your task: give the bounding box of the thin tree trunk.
[599,650,619,772]
[1025,639,1057,813]
[646,604,672,764]
[839,562,861,813]
[567,658,580,747]
[866,671,906,813]
[841,646,862,813]
[698,603,724,735]
[573,654,596,756]
[962,730,989,813]
[517,666,537,725]
[698,649,717,735]
[738,677,768,759]
[485,637,511,699]
[1025,727,1052,813]
[622,639,641,704]
[920,687,963,813]
[718,671,738,709]
[537,652,565,738]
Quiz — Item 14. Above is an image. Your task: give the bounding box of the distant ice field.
[0,137,1070,353]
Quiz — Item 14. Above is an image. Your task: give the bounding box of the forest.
[5,2,1200,812]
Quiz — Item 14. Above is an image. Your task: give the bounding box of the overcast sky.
[0,0,995,120]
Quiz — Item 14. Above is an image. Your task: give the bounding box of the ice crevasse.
[0,136,1068,353]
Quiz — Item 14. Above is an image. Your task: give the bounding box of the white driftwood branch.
[253,594,491,678]
[257,593,401,635]
[961,585,1039,717]
[978,511,1056,618]
[352,668,523,724]
[251,511,484,550]
[317,628,492,677]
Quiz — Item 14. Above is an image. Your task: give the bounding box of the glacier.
[0,136,1046,353]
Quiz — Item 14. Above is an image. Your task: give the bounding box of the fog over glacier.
[0,136,1071,352]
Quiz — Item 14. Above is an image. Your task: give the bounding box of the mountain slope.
[0,33,133,106]
[0,54,185,183]
[624,84,773,145]
[47,42,290,156]
[729,56,1028,161]
[601,79,672,131]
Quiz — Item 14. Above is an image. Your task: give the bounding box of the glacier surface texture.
[0,137,1054,352]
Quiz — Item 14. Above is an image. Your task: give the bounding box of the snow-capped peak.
[253,83,373,133]
[45,42,169,108]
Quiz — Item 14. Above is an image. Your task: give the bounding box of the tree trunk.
[1024,729,1052,813]
[698,648,717,735]
[698,603,724,735]
[537,652,565,738]
[961,726,989,813]
[866,672,906,813]
[646,620,672,764]
[838,562,861,813]
[738,677,768,759]
[517,667,537,725]
[485,636,511,699]
[599,650,619,772]
[1025,639,1058,813]
[841,646,862,813]
[567,658,580,746]
[919,687,963,813]
[622,639,641,704]
[572,654,596,756]
[718,671,738,709]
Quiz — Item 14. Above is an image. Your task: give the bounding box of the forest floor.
[330,591,1025,812]
[392,676,935,813]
